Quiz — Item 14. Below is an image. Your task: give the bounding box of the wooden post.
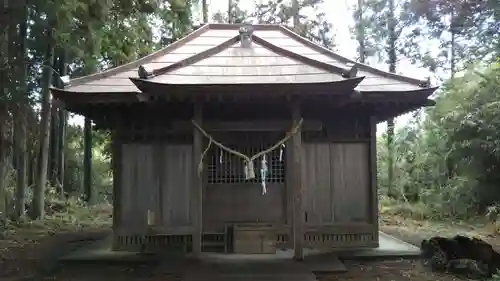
[111,127,122,250]
[83,117,93,203]
[369,116,379,246]
[290,99,304,261]
[191,101,203,255]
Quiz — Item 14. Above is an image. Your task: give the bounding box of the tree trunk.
[202,0,208,23]
[49,75,59,188]
[13,4,28,220]
[14,104,27,219]
[31,27,55,220]
[386,0,397,198]
[83,117,92,203]
[450,5,456,78]
[357,0,366,63]
[0,105,8,229]
[56,50,67,197]
[292,0,299,29]
[228,0,233,23]
[1,0,15,226]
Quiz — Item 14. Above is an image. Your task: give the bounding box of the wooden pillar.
[191,101,203,255]
[290,100,304,261]
[369,116,379,245]
[111,128,123,250]
[83,117,93,203]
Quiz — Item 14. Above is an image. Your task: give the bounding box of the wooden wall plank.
[301,144,314,225]
[119,144,131,232]
[118,143,193,236]
[331,143,370,223]
[136,144,154,229]
[203,183,285,232]
[120,144,145,233]
[152,143,165,226]
[161,145,193,226]
[302,144,334,226]
[316,144,333,224]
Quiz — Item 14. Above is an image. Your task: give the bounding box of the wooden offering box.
[233,223,276,254]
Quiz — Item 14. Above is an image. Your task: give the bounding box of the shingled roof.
[58,23,432,96]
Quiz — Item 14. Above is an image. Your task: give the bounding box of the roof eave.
[65,24,212,88]
[278,25,429,86]
[50,87,146,104]
[359,86,439,101]
[129,76,365,97]
[375,99,435,123]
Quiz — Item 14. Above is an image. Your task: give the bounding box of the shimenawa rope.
[192,118,304,179]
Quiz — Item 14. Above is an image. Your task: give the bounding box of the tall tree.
[49,55,60,187]
[202,0,208,23]
[292,0,299,28]
[32,27,55,220]
[13,4,29,219]
[359,0,429,196]
[355,0,367,63]
[412,0,499,68]
[212,0,249,24]
[254,0,336,50]
[0,0,13,227]
[404,0,500,78]
[386,0,396,198]
[56,50,67,196]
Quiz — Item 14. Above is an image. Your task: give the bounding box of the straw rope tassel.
[260,154,268,195]
[192,119,304,181]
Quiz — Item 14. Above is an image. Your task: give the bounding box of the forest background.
[0,0,499,235]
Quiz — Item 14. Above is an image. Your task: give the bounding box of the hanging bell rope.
[192,118,304,179]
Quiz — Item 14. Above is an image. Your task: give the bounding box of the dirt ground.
[42,260,472,281]
[318,259,474,281]
[0,226,108,281]
[3,215,500,281]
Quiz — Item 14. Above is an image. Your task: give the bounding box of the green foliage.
[63,124,112,200]
[378,63,500,219]
[211,0,336,50]
[254,0,336,49]
[212,0,251,24]
[409,0,500,68]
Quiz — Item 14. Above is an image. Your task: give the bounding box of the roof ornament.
[239,25,254,48]
[138,65,154,79]
[419,76,431,88]
[342,63,358,78]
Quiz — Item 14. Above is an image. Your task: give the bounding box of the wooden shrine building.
[51,24,437,260]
